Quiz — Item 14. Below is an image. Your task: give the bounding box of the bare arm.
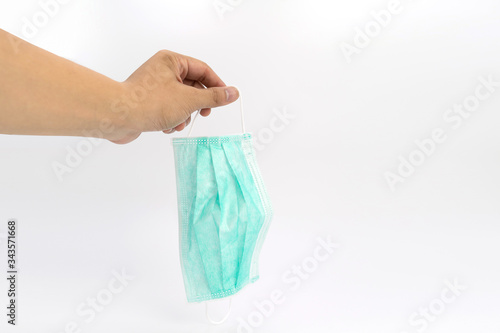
[0,29,239,144]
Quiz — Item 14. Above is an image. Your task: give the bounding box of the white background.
[1,0,499,332]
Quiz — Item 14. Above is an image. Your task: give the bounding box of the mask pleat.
[221,140,266,285]
[192,143,223,294]
[209,141,244,292]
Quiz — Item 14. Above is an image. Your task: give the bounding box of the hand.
[0,29,238,144]
[111,50,239,144]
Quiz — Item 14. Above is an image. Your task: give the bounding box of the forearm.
[0,29,238,144]
[0,29,128,140]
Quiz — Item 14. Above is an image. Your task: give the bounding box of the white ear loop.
[186,109,200,137]
[186,86,245,138]
[205,298,232,325]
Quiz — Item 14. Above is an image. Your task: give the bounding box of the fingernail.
[225,87,239,102]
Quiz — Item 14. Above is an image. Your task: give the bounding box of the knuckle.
[156,50,178,70]
[157,49,171,57]
[211,88,224,104]
[197,65,212,85]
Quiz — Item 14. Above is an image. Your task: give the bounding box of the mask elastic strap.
[205,298,232,325]
[186,86,245,137]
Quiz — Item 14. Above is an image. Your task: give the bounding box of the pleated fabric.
[173,133,273,302]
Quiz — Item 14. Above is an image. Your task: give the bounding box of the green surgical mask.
[172,92,273,316]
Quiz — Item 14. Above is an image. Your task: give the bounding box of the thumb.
[185,85,239,110]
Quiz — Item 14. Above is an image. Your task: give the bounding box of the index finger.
[177,54,226,88]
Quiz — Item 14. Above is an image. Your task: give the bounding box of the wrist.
[91,80,143,143]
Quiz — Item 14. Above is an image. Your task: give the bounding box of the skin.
[0,28,239,144]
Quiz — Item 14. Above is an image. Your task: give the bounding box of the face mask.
[172,90,273,322]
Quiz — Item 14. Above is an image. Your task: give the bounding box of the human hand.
[0,29,236,144]
[111,50,239,144]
